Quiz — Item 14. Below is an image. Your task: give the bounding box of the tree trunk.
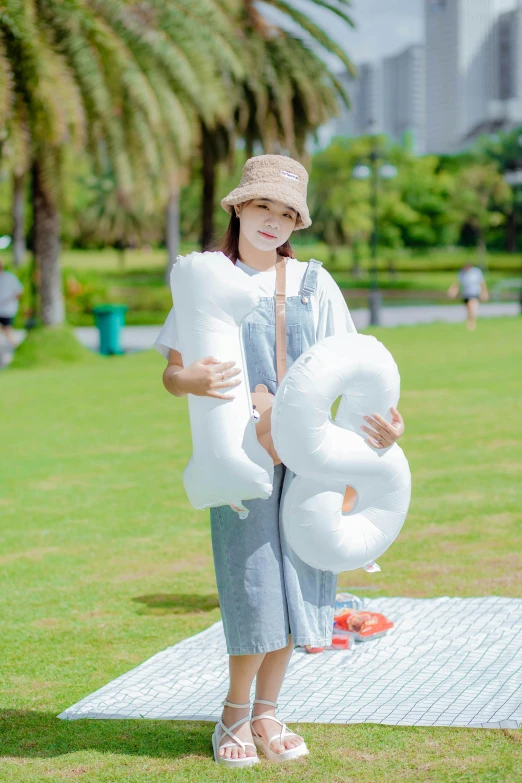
[164,181,181,285]
[477,230,488,272]
[506,210,516,253]
[12,172,26,268]
[28,251,39,326]
[31,157,64,326]
[325,223,338,267]
[351,242,362,280]
[200,123,216,251]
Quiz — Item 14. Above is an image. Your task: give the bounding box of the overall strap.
[275,255,287,385]
[299,258,323,302]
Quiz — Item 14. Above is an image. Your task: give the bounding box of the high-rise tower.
[425,0,495,153]
[383,45,426,154]
[492,0,522,126]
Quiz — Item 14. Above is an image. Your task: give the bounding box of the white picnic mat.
[58,596,522,729]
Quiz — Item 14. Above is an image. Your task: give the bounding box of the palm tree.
[11,169,27,268]
[0,0,243,326]
[0,130,30,269]
[198,0,356,250]
[76,166,164,266]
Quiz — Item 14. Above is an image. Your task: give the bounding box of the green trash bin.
[92,304,128,355]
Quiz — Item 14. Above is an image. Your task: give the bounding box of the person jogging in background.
[447,262,489,331]
[0,256,24,353]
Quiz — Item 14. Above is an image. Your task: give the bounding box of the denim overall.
[209,260,338,656]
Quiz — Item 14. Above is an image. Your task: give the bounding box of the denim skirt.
[209,259,338,656]
[210,463,338,655]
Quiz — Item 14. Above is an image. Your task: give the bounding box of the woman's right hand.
[178,356,242,399]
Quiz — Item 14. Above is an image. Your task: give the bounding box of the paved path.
[3,302,519,357]
[353,302,519,329]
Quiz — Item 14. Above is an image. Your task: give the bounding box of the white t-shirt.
[154,256,357,360]
[458,266,484,297]
[0,270,24,317]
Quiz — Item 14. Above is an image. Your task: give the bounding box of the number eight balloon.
[271,333,412,573]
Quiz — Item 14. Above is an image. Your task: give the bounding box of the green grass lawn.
[1,318,521,782]
[9,244,522,328]
[50,244,522,275]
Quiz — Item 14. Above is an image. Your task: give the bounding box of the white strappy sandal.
[212,698,260,767]
[250,698,309,762]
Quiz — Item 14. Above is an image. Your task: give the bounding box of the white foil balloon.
[171,251,274,517]
[271,333,411,573]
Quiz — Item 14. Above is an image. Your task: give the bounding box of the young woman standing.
[155,155,405,767]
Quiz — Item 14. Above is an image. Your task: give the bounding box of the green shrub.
[8,264,110,327]
[62,267,110,316]
[9,323,103,369]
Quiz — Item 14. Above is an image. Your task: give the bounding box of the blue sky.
[259,0,520,72]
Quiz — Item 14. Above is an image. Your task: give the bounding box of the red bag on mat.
[304,633,355,653]
[334,610,394,641]
[302,602,394,653]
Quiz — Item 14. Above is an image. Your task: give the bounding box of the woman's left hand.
[360,407,405,449]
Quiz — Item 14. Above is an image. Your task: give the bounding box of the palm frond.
[262,0,356,77]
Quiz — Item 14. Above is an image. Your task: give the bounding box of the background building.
[383,44,426,153]
[316,0,522,156]
[327,70,359,138]
[322,48,425,153]
[316,62,383,149]
[356,62,384,135]
[491,1,522,129]
[425,0,495,153]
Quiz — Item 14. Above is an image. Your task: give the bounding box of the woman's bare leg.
[218,652,265,760]
[0,325,17,348]
[252,634,305,752]
[466,299,479,330]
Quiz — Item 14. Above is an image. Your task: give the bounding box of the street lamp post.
[352,135,397,326]
[503,134,522,314]
[368,138,381,326]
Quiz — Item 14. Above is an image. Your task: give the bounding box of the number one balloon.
[171,251,274,517]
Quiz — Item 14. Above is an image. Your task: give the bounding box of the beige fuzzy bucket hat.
[220,154,312,230]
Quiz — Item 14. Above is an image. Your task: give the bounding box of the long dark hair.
[209,200,296,264]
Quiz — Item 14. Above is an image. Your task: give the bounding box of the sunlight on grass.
[0,318,521,781]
